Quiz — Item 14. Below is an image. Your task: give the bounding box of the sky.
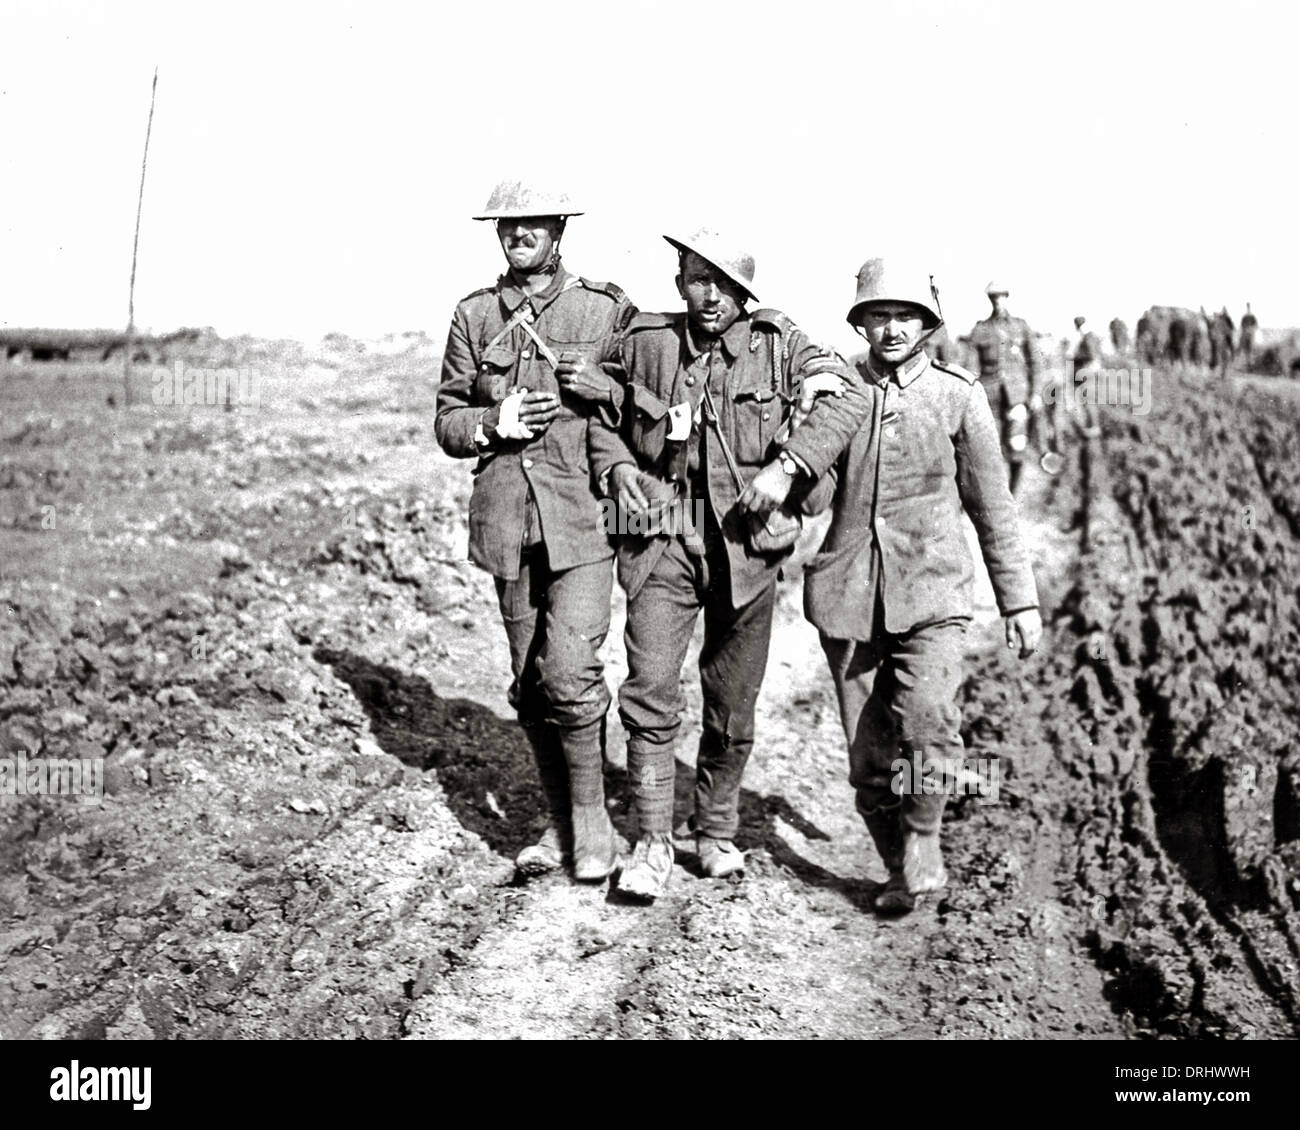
[1,0,1295,356]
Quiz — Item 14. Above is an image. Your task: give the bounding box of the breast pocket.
[731,387,783,466]
[628,383,670,460]
[473,343,517,404]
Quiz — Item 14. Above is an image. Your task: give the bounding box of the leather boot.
[571,802,622,882]
[860,799,913,914]
[516,722,572,876]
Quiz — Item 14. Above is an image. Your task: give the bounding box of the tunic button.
[762,411,771,421]
[522,458,534,469]
[884,425,897,438]
[521,350,532,360]
[685,376,695,386]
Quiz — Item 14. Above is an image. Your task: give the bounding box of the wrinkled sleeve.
[587,331,638,485]
[590,295,638,429]
[797,451,841,516]
[780,328,871,479]
[955,382,1038,615]
[434,306,485,458]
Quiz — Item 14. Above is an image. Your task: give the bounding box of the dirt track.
[2,352,1297,1039]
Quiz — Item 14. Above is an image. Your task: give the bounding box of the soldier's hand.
[516,390,560,432]
[555,353,613,403]
[609,463,649,513]
[480,404,501,440]
[1006,608,1042,658]
[738,460,793,516]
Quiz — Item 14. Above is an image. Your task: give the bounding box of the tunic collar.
[683,311,750,362]
[861,348,932,389]
[499,262,571,317]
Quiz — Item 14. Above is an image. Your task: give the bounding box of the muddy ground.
[2,345,1298,1039]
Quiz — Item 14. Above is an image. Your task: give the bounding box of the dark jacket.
[594,308,871,608]
[802,349,1038,639]
[435,265,635,580]
[968,312,1044,400]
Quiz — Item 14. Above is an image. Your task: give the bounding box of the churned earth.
[1,344,1296,1039]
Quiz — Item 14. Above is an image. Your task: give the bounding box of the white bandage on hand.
[495,388,535,440]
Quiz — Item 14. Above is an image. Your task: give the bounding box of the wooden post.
[124,67,158,407]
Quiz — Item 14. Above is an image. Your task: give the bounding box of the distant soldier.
[435,180,636,883]
[1072,316,1103,437]
[967,281,1044,495]
[1108,316,1130,357]
[1210,307,1235,376]
[1240,303,1258,369]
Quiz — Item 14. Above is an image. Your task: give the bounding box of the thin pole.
[124,67,158,406]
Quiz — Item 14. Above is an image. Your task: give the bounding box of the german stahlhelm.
[472,180,583,221]
[985,280,1010,297]
[663,228,759,301]
[846,258,943,328]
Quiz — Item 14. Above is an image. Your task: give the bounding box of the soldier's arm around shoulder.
[434,302,484,458]
[581,279,639,426]
[772,315,871,480]
[952,376,1039,615]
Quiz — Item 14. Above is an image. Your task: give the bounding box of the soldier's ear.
[674,274,686,302]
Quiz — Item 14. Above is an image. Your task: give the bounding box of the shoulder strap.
[482,275,583,357]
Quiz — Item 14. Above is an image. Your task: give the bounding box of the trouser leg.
[878,618,970,835]
[619,538,702,837]
[495,549,570,828]
[536,556,614,807]
[694,571,777,841]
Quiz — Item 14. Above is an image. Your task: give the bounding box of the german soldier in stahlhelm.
[589,228,870,900]
[435,180,636,882]
[967,281,1045,495]
[801,258,1041,914]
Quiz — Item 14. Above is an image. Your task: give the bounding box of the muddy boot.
[616,835,674,901]
[516,722,573,878]
[697,835,745,878]
[570,803,622,882]
[515,826,569,877]
[902,830,947,897]
[861,801,912,914]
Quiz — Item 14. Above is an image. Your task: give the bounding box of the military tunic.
[595,308,870,842]
[802,348,1038,834]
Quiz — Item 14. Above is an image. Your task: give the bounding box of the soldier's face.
[496,217,564,273]
[858,302,928,364]
[677,252,746,337]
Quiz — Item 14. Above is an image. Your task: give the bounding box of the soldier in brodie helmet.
[967,281,1045,495]
[589,228,870,901]
[801,258,1042,914]
[435,179,636,882]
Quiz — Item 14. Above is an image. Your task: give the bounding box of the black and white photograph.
[2,0,1297,1085]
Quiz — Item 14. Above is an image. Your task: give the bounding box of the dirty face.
[496,216,564,274]
[676,250,746,338]
[857,301,928,365]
